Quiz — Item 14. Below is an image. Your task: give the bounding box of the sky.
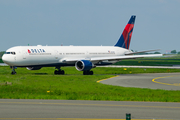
[0,0,180,54]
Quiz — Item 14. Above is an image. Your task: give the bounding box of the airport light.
[126,113,131,120]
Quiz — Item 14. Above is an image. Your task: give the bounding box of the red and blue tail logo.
[115,15,136,49]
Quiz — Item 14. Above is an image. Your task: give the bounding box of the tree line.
[132,50,180,54]
[0,51,5,59]
[170,50,180,54]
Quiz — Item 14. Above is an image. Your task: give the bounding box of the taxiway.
[100,73,180,90]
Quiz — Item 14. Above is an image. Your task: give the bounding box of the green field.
[0,66,180,102]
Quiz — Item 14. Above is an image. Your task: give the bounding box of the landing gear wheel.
[54,70,58,75]
[54,67,65,75]
[11,71,16,75]
[54,70,65,75]
[61,70,65,75]
[83,70,93,75]
[90,71,93,75]
[83,71,87,75]
[11,66,17,75]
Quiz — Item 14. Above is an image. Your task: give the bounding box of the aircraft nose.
[2,54,15,65]
[2,54,8,63]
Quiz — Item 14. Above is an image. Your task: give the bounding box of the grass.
[0,66,180,102]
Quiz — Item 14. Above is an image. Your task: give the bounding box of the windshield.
[5,52,16,55]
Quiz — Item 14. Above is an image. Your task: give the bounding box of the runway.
[0,99,180,120]
[99,73,180,90]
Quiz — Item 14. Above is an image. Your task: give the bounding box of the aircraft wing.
[62,54,163,63]
[90,54,162,61]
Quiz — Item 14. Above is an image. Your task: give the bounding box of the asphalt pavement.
[0,99,180,120]
[100,73,180,90]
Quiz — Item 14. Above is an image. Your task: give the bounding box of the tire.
[61,70,65,75]
[90,71,93,75]
[54,70,58,75]
[11,71,16,75]
[83,71,87,75]
[83,71,93,75]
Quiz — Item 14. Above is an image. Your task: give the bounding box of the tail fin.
[115,15,136,49]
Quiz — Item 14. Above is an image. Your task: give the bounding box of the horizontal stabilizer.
[125,49,161,55]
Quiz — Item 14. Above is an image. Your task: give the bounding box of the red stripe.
[122,24,134,49]
[28,49,31,53]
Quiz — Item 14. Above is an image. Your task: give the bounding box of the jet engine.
[75,60,95,71]
[26,67,42,70]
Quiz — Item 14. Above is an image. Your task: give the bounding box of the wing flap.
[90,54,162,61]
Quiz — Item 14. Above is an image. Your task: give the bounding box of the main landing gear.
[54,66,65,75]
[10,66,17,75]
[83,70,93,75]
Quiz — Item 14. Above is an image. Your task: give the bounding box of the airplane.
[2,15,162,75]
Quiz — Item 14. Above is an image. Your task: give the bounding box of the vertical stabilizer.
[115,15,136,49]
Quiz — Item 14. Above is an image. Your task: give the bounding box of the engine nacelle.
[26,67,42,70]
[75,60,95,71]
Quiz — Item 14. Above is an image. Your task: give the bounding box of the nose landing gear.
[10,66,17,75]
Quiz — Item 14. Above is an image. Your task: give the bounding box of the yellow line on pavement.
[152,75,180,86]
[96,76,119,83]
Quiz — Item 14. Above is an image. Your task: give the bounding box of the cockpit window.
[5,52,10,54]
[5,52,16,55]
[11,52,16,55]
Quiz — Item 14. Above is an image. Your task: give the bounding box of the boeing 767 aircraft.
[2,15,162,75]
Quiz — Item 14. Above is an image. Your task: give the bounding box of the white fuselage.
[2,45,131,67]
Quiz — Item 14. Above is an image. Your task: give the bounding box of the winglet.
[115,15,136,49]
